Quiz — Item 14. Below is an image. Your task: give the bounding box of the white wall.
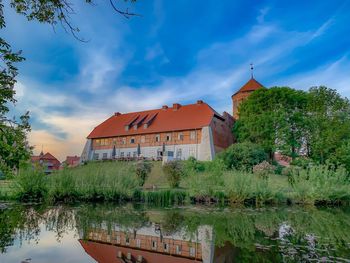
[83,126,217,161]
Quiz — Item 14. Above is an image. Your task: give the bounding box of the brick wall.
[92,130,202,151]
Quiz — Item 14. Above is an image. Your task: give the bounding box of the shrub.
[163,161,184,188]
[223,171,254,203]
[216,142,267,171]
[253,161,274,179]
[333,140,350,173]
[290,157,314,169]
[135,160,153,186]
[183,157,206,174]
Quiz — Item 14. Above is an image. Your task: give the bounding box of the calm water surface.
[0,203,350,263]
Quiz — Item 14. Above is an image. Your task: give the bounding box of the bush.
[216,142,267,171]
[290,157,314,169]
[163,161,184,188]
[223,171,254,203]
[135,160,153,186]
[253,161,274,179]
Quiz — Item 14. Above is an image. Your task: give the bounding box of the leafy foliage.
[235,86,350,170]
[216,142,267,171]
[135,160,152,186]
[162,161,184,188]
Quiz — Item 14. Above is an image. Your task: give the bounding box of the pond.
[0,203,350,263]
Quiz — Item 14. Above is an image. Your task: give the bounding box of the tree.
[234,86,350,169]
[234,87,308,159]
[0,0,138,175]
[306,86,350,164]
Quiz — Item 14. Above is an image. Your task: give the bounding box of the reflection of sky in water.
[1,224,96,263]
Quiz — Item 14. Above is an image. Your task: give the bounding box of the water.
[0,203,350,263]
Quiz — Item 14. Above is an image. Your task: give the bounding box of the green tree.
[306,86,350,164]
[234,87,308,159]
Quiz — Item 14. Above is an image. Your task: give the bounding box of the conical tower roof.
[232,78,264,97]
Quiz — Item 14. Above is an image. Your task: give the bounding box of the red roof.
[79,240,201,263]
[232,78,264,96]
[65,156,80,165]
[87,102,216,139]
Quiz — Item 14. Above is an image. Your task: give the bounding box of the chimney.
[173,103,181,111]
[114,112,121,116]
[197,100,203,104]
[162,105,168,110]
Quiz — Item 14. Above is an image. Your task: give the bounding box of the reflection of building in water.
[79,223,214,263]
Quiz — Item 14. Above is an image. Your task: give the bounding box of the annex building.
[81,76,264,162]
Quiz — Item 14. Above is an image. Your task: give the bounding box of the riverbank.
[1,160,350,206]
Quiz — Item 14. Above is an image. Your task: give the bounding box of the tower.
[231,64,264,119]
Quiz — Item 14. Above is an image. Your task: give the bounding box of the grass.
[0,180,15,200]
[2,160,350,206]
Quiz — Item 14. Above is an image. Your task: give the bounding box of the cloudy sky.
[3,0,350,160]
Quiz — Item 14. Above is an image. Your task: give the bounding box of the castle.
[81,76,264,162]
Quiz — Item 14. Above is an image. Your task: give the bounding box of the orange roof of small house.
[65,156,80,165]
[232,78,264,97]
[31,152,60,163]
[87,102,220,139]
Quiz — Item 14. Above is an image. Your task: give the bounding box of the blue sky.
[3,0,350,160]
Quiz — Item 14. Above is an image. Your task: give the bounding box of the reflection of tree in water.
[0,204,75,253]
[0,204,350,261]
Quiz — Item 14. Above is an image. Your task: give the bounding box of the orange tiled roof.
[65,156,80,165]
[87,102,216,139]
[79,240,201,263]
[232,78,264,96]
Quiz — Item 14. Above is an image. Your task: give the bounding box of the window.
[190,131,196,140]
[155,134,160,142]
[136,239,141,248]
[141,136,145,143]
[113,138,117,145]
[127,152,131,157]
[95,139,100,145]
[120,152,124,158]
[102,153,108,159]
[130,137,135,144]
[122,138,126,145]
[152,241,157,250]
[93,153,99,160]
[157,149,163,157]
[176,245,181,254]
[190,247,195,257]
[100,139,109,146]
[178,133,184,141]
[166,133,171,141]
[176,148,182,159]
[125,237,130,245]
[163,243,169,252]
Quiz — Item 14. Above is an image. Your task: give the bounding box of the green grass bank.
[1,160,350,206]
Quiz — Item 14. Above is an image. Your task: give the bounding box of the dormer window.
[125,125,129,131]
[143,123,148,129]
